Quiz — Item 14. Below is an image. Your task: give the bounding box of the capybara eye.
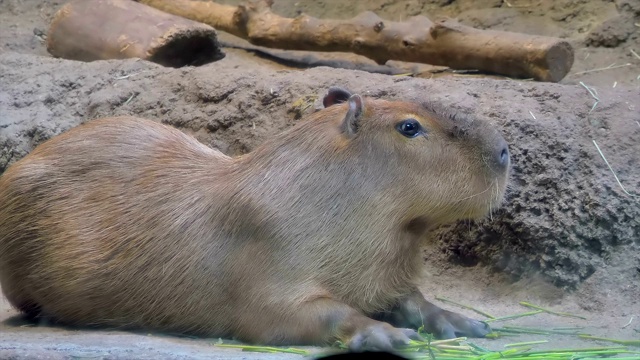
[396,119,423,138]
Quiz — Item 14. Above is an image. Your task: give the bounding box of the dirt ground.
[0,0,639,359]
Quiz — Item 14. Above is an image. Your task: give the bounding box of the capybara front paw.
[348,323,421,352]
[425,309,491,339]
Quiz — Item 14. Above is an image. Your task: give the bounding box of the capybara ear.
[340,94,364,138]
[323,87,353,108]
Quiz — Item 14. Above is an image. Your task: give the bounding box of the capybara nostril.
[495,138,510,171]
[499,145,510,169]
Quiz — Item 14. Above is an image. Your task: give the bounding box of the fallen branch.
[137,0,574,82]
[218,40,411,75]
[47,0,224,67]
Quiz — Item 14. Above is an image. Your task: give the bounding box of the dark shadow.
[317,351,410,359]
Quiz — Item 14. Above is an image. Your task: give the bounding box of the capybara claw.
[426,310,491,339]
[348,324,417,352]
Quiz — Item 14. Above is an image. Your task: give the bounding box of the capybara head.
[316,87,510,229]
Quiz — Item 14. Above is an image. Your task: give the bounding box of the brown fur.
[0,91,510,350]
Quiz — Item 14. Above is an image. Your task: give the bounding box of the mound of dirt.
[432,84,640,289]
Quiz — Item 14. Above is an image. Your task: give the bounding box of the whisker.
[488,190,493,221]
[452,183,492,203]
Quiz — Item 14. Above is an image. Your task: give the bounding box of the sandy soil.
[0,0,639,359]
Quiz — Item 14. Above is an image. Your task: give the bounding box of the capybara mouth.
[449,176,509,222]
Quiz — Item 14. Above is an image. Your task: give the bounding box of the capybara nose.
[495,138,510,171]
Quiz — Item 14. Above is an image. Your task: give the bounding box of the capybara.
[0,87,510,351]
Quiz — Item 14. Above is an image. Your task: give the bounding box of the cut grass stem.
[485,310,543,323]
[519,301,587,320]
[579,335,640,346]
[436,296,495,319]
[593,140,639,199]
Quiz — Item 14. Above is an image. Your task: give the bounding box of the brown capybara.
[0,87,510,351]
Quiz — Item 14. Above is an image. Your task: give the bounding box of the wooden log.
[47,0,225,67]
[138,0,574,82]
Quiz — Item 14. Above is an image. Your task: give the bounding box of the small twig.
[529,110,537,120]
[436,296,496,319]
[580,82,599,100]
[451,69,480,74]
[631,49,640,60]
[593,140,639,199]
[579,81,599,113]
[119,43,131,53]
[114,71,144,80]
[622,316,633,329]
[123,93,135,105]
[572,63,631,76]
[612,81,617,88]
[519,301,588,320]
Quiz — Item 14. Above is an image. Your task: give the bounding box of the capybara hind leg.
[375,288,491,339]
[14,299,40,318]
[236,299,421,352]
[0,278,42,320]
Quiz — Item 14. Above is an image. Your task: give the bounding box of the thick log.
[138,0,574,82]
[47,0,225,67]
